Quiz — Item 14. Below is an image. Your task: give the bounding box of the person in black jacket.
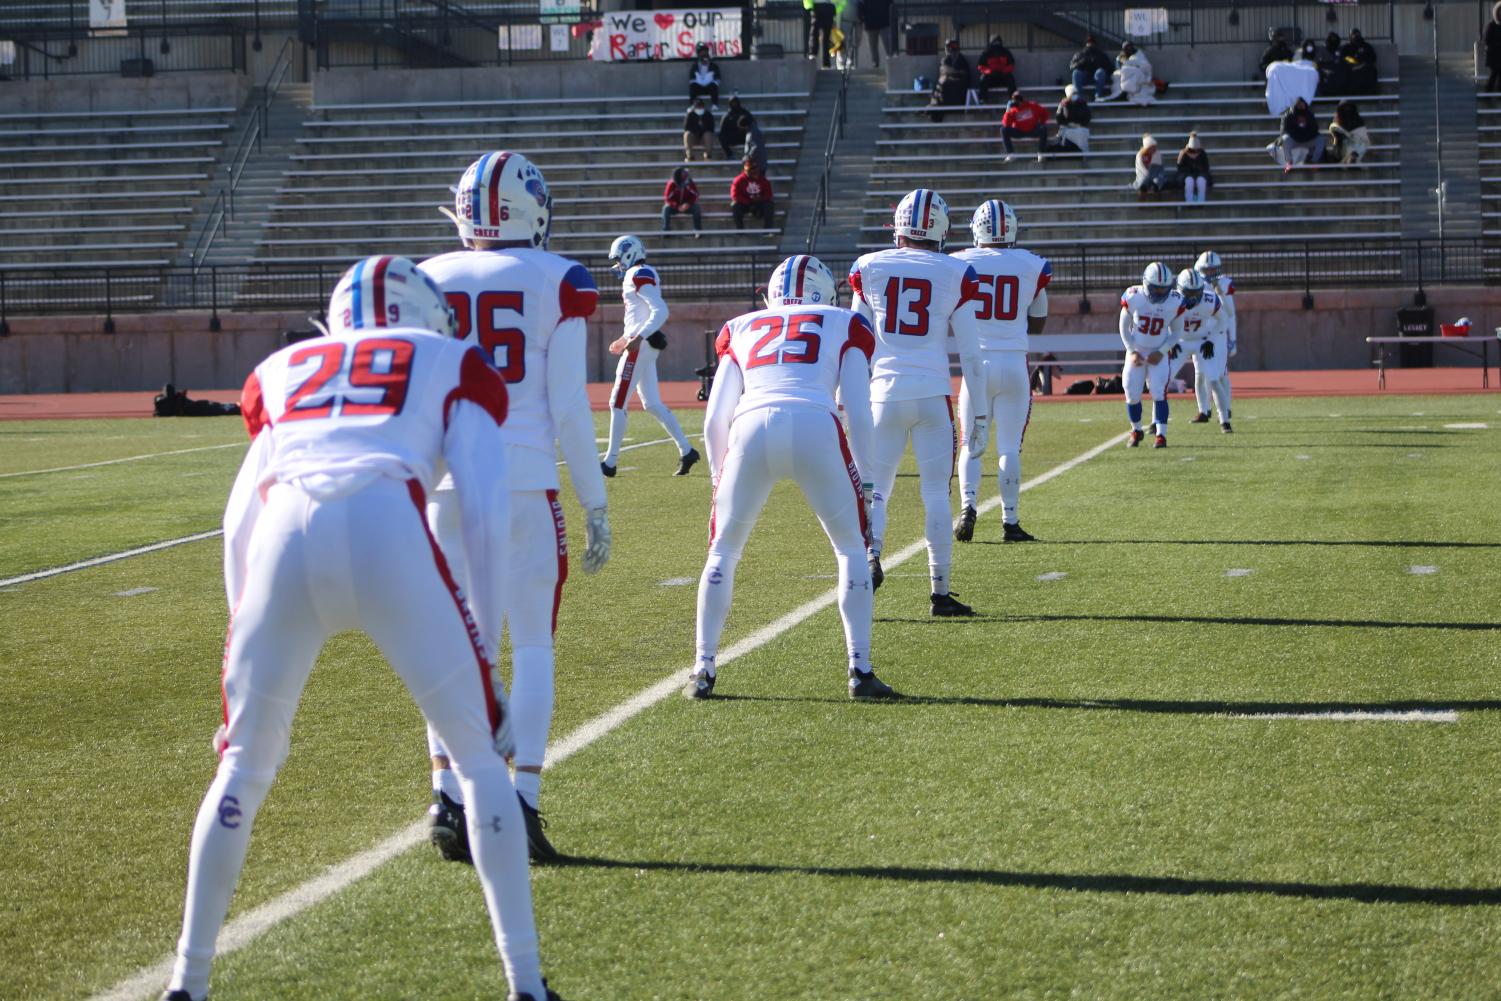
[928,38,971,121]
[688,43,722,108]
[808,1,836,69]
[1049,83,1091,154]
[1176,132,1212,202]
[1259,30,1292,79]
[1277,96,1325,170]
[1317,31,1347,95]
[1485,3,1501,92]
[856,0,893,69]
[718,95,751,159]
[1338,28,1378,95]
[1069,35,1112,100]
[976,35,1017,106]
[682,99,715,161]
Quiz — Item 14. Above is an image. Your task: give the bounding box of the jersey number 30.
[745,312,823,368]
[447,291,526,383]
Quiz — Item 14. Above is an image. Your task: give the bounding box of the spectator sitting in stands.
[1328,99,1371,163]
[1000,90,1049,164]
[740,110,769,172]
[976,35,1017,105]
[689,43,722,109]
[730,158,775,229]
[1049,83,1091,154]
[1273,96,1325,172]
[1108,41,1157,105]
[1338,29,1379,95]
[1484,4,1501,92]
[1265,45,1317,116]
[1176,132,1212,202]
[1070,35,1112,101]
[718,96,751,159]
[1133,133,1166,197]
[662,166,703,235]
[1259,30,1293,79]
[683,98,714,161]
[1318,32,1348,95]
[928,38,972,121]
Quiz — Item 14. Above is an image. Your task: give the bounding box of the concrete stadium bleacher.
[1477,89,1501,240]
[863,78,1402,254]
[0,106,235,270]
[255,90,811,268]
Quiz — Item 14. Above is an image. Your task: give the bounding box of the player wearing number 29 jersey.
[416,150,609,866]
[685,255,894,700]
[847,188,988,617]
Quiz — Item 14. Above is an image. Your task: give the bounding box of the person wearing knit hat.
[1133,133,1164,195]
[1177,131,1212,203]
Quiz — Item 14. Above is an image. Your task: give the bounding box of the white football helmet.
[1142,261,1174,304]
[765,255,838,308]
[970,199,1018,247]
[609,234,647,277]
[1175,267,1205,306]
[327,255,455,337]
[893,188,950,246]
[442,151,551,249]
[1194,250,1223,283]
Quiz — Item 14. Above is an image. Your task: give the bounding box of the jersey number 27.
[447,291,526,383]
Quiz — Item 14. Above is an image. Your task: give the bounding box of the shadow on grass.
[555,854,1501,907]
[1014,539,1501,548]
[874,613,1501,631]
[710,693,1501,716]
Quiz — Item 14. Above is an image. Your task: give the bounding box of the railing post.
[0,271,9,337]
[1302,241,1314,309]
[1077,244,1090,313]
[1414,237,1427,306]
[103,270,116,334]
[209,266,222,332]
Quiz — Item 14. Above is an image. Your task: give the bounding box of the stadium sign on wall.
[588,8,743,61]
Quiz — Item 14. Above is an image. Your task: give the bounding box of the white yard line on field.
[88,431,1126,1001]
[0,442,245,479]
[1222,709,1457,723]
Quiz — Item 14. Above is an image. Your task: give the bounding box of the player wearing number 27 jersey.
[685,255,896,700]
[848,188,988,618]
[417,151,610,865]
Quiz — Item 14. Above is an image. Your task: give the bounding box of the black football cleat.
[518,794,560,863]
[1221,421,1233,434]
[1190,411,1211,423]
[429,790,472,864]
[867,553,884,591]
[508,982,565,1001]
[1153,434,1167,449]
[930,592,976,617]
[848,666,897,699]
[1002,522,1035,543]
[600,461,617,478]
[674,447,700,476]
[954,505,977,542]
[683,668,716,699]
[161,992,204,1001]
[1126,429,1144,448]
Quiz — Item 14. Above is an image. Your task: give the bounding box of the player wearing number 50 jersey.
[1120,261,1186,449]
[950,199,1050,545]
[685,255,895,700]
[418,150,609,865]
[849,188,989,618]
[162,257,564,1001]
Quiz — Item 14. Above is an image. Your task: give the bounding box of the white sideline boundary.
[1223,709,1457,723]
[89,432,1122,1001]
[0,442,245,479]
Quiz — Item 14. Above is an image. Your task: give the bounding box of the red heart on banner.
[654,12,675,29]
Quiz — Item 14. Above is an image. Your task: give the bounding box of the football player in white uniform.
[686,255,894,699]
[950,199,1049,545]
[1169,268,1223,433]
[1191,249,1235,432]
[1119,261,1186,448]
[163,258,564,1001]
[420,151,611,864]
[849,188,989,617]
[599,235,700,476]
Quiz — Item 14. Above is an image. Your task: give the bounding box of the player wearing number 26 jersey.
[417,150,609,865]
[1119,261,1186,449]
[848,188,988,618]
[950,199,1050,545]
[685,255,895,701]
[164,257,560,1001]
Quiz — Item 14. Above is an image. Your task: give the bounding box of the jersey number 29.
[446,291,526,383]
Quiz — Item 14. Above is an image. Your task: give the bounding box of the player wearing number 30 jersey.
[417,150,609,865]
[1120,261,1186,449]
[685,255,895,700]
[848,187,988,618]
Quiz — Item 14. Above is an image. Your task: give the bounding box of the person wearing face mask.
[1176,132,1212,203]
[683,98,715,161]
[1337,28,1378,95]
[999,90,1049,164]
[662,166,703,234]
[927,38,971,122]
[688,42,722,109]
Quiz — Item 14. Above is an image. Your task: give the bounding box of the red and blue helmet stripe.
[349,255,394,329]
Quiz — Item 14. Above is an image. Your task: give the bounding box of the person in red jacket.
[730,158,775,229]
[662,166,703,235]
[976,35,1017,105]
[1000,90,1049,163]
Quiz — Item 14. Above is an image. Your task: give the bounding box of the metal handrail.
[262,35,295,115]
[191,190,227,273]
[226,104,263,219]
[805,61,852,254]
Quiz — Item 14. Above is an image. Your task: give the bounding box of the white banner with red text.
[588,8,743,62]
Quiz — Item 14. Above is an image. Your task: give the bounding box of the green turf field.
[3,394,1500,1001]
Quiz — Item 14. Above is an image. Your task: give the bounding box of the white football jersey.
[1211,273,1237,350]
[621,263,668,338]
[241,327,506,494]
[848,247,980,402]
[948,246,1051,352]
[1176,291,1222,347]
[419,247,598,492]
[1120,285,1186,354]
[714,304,875,418]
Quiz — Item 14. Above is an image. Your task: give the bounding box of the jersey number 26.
[447,291,526,383]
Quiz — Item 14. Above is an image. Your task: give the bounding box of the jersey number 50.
[446,291,526,383]
[971,274,1020,321]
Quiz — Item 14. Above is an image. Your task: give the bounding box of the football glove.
[967,415,989,459]
[1168,344,1180,360]
[583,505,611,574]
[1201,340,1215,359]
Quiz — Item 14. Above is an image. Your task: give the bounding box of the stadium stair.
[1400,54,1481,240]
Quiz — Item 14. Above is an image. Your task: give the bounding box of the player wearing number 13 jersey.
[848,188,989,617]
[417,150,609,864]
[685,255,894,700]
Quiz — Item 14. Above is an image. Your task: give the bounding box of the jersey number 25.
[745,312,822,368]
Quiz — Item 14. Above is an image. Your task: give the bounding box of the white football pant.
[1192,330,1232,422]
[1124,353,1172,432]
[427,488,566,809]
[170,478,542,1000]
[958,351,1031,524]
[603,341,693,464]
[867,395,957,595]
[697,406,872,672]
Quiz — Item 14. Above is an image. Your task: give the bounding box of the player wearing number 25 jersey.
[1119,261,1186,449]
[950,199,1050,546]
[164,257,562,1001]
[685,255,895,701]
[418,150,609,865]
[848,187,988,618]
